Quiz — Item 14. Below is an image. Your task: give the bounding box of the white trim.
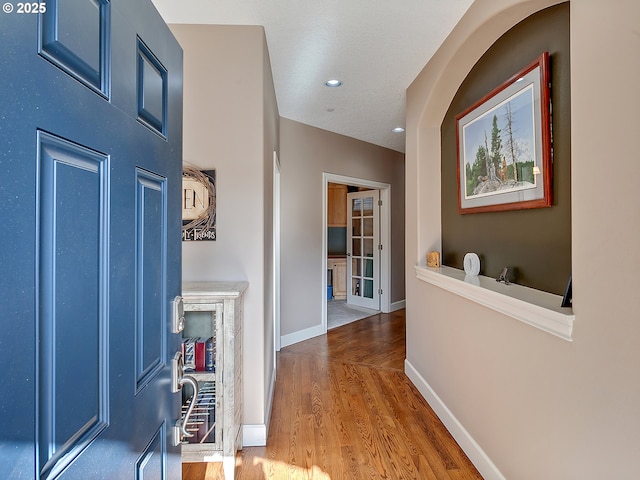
[415,265,575,341]
[404,360,507,480]
[273,152,281,352]
[390,299,406,312]
[379,186,391,314]
[280,323,324,348]
[321,179,329,333]
[244,366,276,448]
[264,364,276,436]
[242,424,267,447]
[322,173,392,330]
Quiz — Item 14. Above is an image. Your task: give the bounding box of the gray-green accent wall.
[441,3,570,294]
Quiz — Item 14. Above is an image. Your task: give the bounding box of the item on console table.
[183,337,196,371]
[195,338,206,371]
[205,336,215,372]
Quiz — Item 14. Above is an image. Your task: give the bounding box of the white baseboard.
[243,366,277,448]
[404,360,506,480]
[242,424,267,447]
[280,323,324,348]
[390,299,406,312]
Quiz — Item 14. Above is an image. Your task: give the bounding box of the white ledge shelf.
[415,265,575,341]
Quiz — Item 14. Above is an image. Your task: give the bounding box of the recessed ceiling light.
[325,79,342,87]
[392,127,405,133]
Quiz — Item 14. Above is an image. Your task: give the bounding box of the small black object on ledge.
[561,274,572,308]
[496,267,511,285]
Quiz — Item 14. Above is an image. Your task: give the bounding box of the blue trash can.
[327,285,333,300]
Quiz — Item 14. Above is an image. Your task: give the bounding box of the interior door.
[0,1,183,479]
[347,190,381,310]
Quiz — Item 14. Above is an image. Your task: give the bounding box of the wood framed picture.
[182,166,216,241]
[456,52,552,214]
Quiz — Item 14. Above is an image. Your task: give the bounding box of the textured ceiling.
[151,0,473,153]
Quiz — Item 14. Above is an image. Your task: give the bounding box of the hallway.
[183,310,482,479]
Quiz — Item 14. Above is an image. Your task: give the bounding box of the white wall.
[406,1,640,479]
[170,24,278,441]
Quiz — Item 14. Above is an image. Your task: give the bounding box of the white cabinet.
[180,281,247,479]
[328,257,347,300]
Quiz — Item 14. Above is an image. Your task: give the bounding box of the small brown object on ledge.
[427,251,441,268]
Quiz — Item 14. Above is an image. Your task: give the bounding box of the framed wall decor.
[456,52,552,214]
[182,165,216,241]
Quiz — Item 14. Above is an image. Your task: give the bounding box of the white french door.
[347,190,381,310]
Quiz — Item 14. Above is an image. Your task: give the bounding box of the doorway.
[322,173,391,333]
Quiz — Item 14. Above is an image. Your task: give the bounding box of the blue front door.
[0,1,183,478]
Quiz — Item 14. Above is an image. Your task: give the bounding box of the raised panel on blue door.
[135,424,165,480]
[135,169,167,392]
[39,0,110,96]
[137,38,167,136]
[37,131,109,480]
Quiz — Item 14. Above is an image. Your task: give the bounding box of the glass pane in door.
[352,258,361,277]
[364,259,373,278]
[363,218,373,236]
[363,197,373,216]
[352,278,361,296]
[352,198,362,217]
[353,218,361,236]
[364,279,373,298]
[364,238,374,258]
[352,238,361,257]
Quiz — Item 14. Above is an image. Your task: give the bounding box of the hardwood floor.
[182,310,483,480]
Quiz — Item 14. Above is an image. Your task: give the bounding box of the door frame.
[322,173,391,334]
[273,151,281,353]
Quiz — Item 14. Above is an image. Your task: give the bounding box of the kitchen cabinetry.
[328,183,348,227]
[328,258,347,300]
[180,281,247,479]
